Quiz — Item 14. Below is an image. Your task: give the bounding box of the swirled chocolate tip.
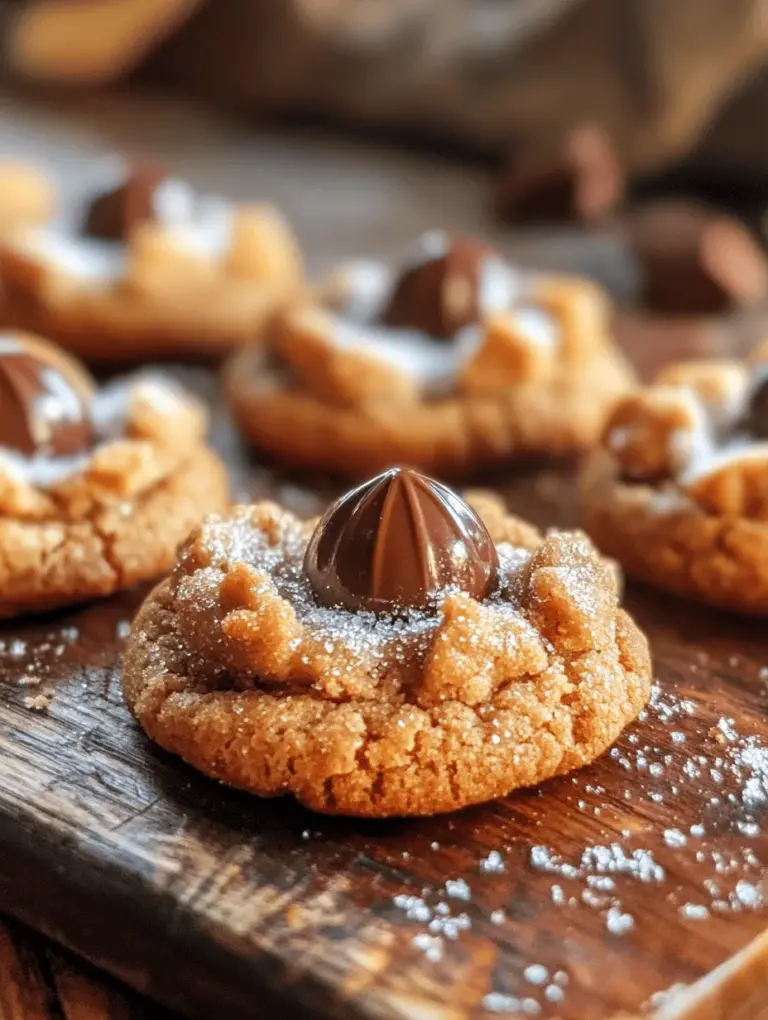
[304,465,499,613]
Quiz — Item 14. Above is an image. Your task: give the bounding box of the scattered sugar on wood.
[391,681,767,1016]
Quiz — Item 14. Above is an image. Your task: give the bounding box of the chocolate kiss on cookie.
[83,162,167,241]
[382,238,488,339]
[304,466,499,612]
[746,376,768,439]
[0,335,94,458]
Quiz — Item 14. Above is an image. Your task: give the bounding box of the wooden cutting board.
[0,93,767,1020]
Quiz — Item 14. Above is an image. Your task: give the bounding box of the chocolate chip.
[304,466,499,613]
[382,238,488,339]
[0,336,94,458]
[83,163,166,241]
[630,201,768,315]
[746,376,768,439]
[495,124,623,226]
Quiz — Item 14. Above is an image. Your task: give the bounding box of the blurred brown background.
[4,0,768,198]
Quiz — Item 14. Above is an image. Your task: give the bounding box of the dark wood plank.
[49,946,174,1020]
[0,915,173,1020]
[0,92,767,1020]
[0,920,56,1020]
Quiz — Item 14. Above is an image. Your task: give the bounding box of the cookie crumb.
[23,690,53,711]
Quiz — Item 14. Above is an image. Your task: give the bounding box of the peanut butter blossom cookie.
[122,467,651,817]
[0,331,229,616]
[224,232,635,476]
[581,347,768,614]
[0,161,302,362]
[0,160,53,232]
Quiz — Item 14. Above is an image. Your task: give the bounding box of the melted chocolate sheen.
[304,466,499,613]
[83,164,166,241]
[0,347,93,458]
[382,238,488,340]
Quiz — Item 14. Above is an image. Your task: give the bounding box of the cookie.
[225,232,636,477]
[122,467,651,818]
[0,161,303,363]
[0,160,54,231]
[0,330,229,617]
[581,348,768,614]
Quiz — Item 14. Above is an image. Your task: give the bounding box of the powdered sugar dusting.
[18,229,126,281]
[178,510,541,679]
[321,234,552,394]
[322,313,483,395]
[385,674,768,1017]
[0,371,191,487]
[12,174,234,284]
[152,178,234,260]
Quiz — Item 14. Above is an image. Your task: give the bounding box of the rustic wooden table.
[2,90,768,1020]
[0,916,175,1020]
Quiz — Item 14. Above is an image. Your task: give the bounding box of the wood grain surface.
[0,916,174,1020]
[0,92,767,1020]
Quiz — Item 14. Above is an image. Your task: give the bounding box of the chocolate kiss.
[0,336,94,459]
[304,466,499,613]
[83,163,166,241]
[382,238,488,340]
[747,376,768,439]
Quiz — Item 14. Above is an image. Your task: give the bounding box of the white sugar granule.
[411,933,442,962]
[445,878,472,901]
[734,880,762,908]
[680,903,709,920]
[479,850,506,874]
[605,907,634,935]
[393,894,431,923]
[545,984,565,1003]
[482,993,522,1014]
[524,964,549,986]
[663,829,687,849]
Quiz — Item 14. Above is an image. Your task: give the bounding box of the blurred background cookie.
[581,348,768,614]
[225,232,635,476]
[0,330,229,615]
[0,159,303,363]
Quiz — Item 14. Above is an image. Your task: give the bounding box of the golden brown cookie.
[0,330,229,617]
[0,163,302,363]
[224,232,635,477]
[122,467,651,818]
[0,160,54,232]
[581,348,768,615]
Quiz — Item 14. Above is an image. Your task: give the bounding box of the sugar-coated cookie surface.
[0,162,302,362]
[225,232,635,476]
[122,471,651,817]
[0,331,229,616]
[581,345,768,614]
